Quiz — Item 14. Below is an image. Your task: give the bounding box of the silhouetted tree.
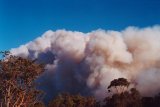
[104,78,142,107]
[48,93,98,107]
[107,78,130,94]
[141,93,160,107]
[154,93,160,107]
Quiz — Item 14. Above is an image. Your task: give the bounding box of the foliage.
[107,78,130,94]
[48,93,99,107]
[104,78,142,107]
[141,93,160,107]
[0,51,45,107]
[1,51,160,107]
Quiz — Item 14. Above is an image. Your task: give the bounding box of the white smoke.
[11,26,160,100]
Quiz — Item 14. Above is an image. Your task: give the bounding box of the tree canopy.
[0,51,45,107]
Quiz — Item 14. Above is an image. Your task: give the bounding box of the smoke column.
[11,26,160,101]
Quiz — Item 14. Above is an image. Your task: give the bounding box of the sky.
[0,0,160,50]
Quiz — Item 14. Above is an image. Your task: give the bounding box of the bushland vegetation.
[0,51,160,107]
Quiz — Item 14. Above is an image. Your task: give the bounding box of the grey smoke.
[11,26,160,101]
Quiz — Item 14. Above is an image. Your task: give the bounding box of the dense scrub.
[0,52,160,107]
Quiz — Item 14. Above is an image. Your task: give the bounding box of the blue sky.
[0,0,160,50]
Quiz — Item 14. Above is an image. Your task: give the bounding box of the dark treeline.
[0,52,160,107]
[47,78,160,107]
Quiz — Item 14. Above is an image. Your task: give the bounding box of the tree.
[104,78,142,107]
[0,51,45,107]
[48,93,98,107]
[107,78,130,94]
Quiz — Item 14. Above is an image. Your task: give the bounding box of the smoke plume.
[11,26,160,101]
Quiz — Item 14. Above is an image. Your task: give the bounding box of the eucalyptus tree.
[0,51,45,107]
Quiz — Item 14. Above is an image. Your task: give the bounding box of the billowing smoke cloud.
[11,26,160,101]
